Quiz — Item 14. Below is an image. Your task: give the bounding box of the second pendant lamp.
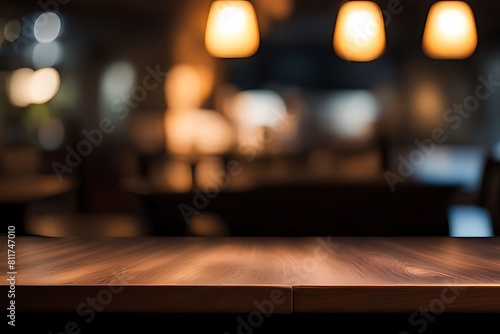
[205,0,260,58]
[333,1,386,62]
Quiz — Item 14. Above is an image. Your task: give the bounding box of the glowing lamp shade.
[333,1,386,62]
[205,0,260,58]
[422,1,477,59]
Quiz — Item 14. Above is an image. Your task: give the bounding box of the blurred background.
[0,0,499,238]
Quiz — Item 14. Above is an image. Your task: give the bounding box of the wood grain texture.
[0,237,294,313]
[292,237,500,313]
[1,237,499,313]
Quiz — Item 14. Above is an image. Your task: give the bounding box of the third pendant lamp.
[422,1,477,59]
[205,0,260,58]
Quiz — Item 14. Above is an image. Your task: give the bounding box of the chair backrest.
[479,156,500,235]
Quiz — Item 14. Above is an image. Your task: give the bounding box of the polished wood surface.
[0,237,293,313]
[1,237,499,313]
[293,237,500,313]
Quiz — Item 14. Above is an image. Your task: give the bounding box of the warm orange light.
[205,0,260,58]
[8,68,34,107]
[8,67,60,107]
[255,0,294,21]
[410,79,446,131]
[422,1,477,59]
[164,109,235,156]
[162,160,193,192]
[29,67,61,104]
[195,157,225,189]
[333,1,386,62]
[164,64,214,110]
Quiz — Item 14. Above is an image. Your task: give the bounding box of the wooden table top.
[1,237,499,313]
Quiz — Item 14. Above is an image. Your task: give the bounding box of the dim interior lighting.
[100,62,136,105]
[32,42,62,68]
[8,68,35,107]
[165,64,213,110]
[4,20,21,42]
[150,159,193,192]
[165,160,193,192]
[410,79,446,131]
[229,90,287,128]
[254,0,294,21]
[319,90,380,139]
[333,1,386,62]
[422,1,477,59]
[410,146,485,191]
[0,146,41,176]
[0,20,5,46]
[50,74,80,109]
[165,110,235,156]
[205,0,260,58]
[29,67,61,104]
[494,142,500,161]
[129,112,166,154]
[189,213,229,236]
[448,206,494,238]
[34,12,62,43]
[26,104,51,132]
[8,67,60,107]
[38,118,65,150]
[195,157,225,189]
[228,90,287,146]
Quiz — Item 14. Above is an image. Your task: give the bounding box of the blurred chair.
[478,156,500,235]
